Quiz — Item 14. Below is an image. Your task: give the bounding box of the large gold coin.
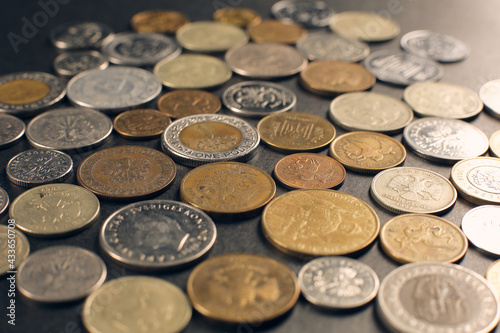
[130,10,189,34]
[213,7,262,28]
[262,189,380,257]
[248,19,307,44]
[0,79,50,104]
[186,253,299,323]
[0,225,30,275]
[113,109,171,139]
[329,11,400,42]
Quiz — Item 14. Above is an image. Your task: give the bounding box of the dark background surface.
[1,0,500,332]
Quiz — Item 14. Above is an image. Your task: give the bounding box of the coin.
[213,7,261,27]
[490,130,500,158]
[300,60,376,96]
[257,111,336,152]
[77,145,176,200]
[83,276,192,333]
[176,21,248,52]
[403,117,489,163]
[50,22,113,49]
[222,81,296,118]
[131,10,189,34]
[7,149,73,187]
[380,214,467,264]
[186,253,299,323]
[486,260,500,298]
[26,107,112,151]
[154,54,232,89]
[461,206,500,256]
[274,153,346,189]
[0,114,25,149]
[161,114,260,166]
[157,89,221,118]
[263,189,379,257]
[100,200,216,270]
[113,109,171,139]
[0,225,29,275]
[371,167,457,215]
[271,0,335,28]
[0,187,8,216]
[9,184,100,237]
[329,11,400,42]
[377,262,500,333]
[53,50,109,78]
[298,257,379,309]
[296,31,370,62]
[248,19,307,44]
[329,92,413,134]
[180,162,276,219]
[0,72,66,117]
[479,79,500,119]
[403,82,483,119]
[17,246,106,303]
[225,42,308,79]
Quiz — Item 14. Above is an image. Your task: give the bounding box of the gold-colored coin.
[486,260,500,298]
[300,61,376,96]
[180,122,242,151]
[157,89,221,118]
[180,162,276,219]
[130,10,189,34]
[490,129,500,158]
[0,79,50,104]
[257,111,336,152]
[380,214,468,264]
[113,109,171,139]
[176,21,248,52]
[0,225,30,275]
[213,7,262,28]
[329,131,406,173]
[262,189,380,257]
[329,11,400,42]
[248,19,307,44]
[187,253,299,323]
[83,276,192,333]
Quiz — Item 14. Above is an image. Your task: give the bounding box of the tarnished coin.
[490,130,500,158]
[225,42,308,79]
[329,11,400,42]
[403,117,489,163]
[0,225,29,275]
[262,189,380,257]
[100,200,216,270]
[17,246,106,303]
[180,162,276,219]
[462,206,500,256]
[9,184,100,237]
[131,10,189,34]
[113,109,171,139]
[271,0,335,28]
[298,257,379,309]
[213,7,261,28]
[248,19,307,44]
[176,21,248,52]
[486,260,500,298]
[77,146,176,200]
[0,114,25,149]
[377,262,500,333]
[380,214,467,264]
[404,82,483,119]
[401,30,470,63]
[50,22,113,49]
[479,79,500,119]
[0,187,8,216]
[158,89,221,118]
[83,276,192,333]
[258,111,336,152]
[53,50,108,78]
[296,31,370,62]
[187,253,299,323]
[370,167,457,215]
[274,153,346,189]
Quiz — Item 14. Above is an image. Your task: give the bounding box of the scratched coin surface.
[131,10,189,34]
[329,11,400,42]
[486,260,500,298]
[296,31,370,62]
[157,89,221,118]
[176,21,248,52]
[248,19,307,44]
[0,225,29,275]
[0,187,8,216]
[213,7,261,27]
[271,0,335,28]
[49,22,113,49]
[113,109,171,139]
[53,50,109,78]
[0,114,25,149]
[462,205,500,256]
[262,189,380,257]
[187,253,299,323]
[479,79,500,119]
[16,246,106,303]
[490,130,500,158]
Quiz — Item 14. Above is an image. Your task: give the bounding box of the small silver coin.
[479,79,500,119]
[271,0,335,28]
[101,32,181,66]
[67,66,162,112]
[53,50,109,78]
[403,117,489,163]
[400,30,469,63]
[26,107,112,151]
[298,257,379,309]
[363,50,444,86]
[296,31,370,62]
[7,149,73,187]
[462,206,500,256]
[0,114,25,149]
[100,200,216,270]
[0,187,8,216]
[222,81,296,118]
[50,22,114,49]
[16,246,106,303]
[377,262,500,333]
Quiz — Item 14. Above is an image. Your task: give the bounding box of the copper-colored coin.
[213,7,262,28]
[130,10,189,34]
[113,109,172,139]
[300,61,376,96]
[248,19,307,44]
[274,153,346,189]
[77,145,176,200]
[187,253,299,323]
[157,89,221,118]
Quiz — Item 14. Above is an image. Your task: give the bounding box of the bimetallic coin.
[53,50,109,78]
[176,21,248,52]
[83,276,192,333]
[377,262,500,333]
[486,260,500,298]
[187,253,299,323]
[0,225,29,275]
[401,30,469,63]
[130,10,189,34]
[113,109,171,139]
[100,200,216,270]
[370,167,457,215]
[50,22,113,49]
[247,19,307,44]
[0,187,8,216]
[490,130,500,158]
[298,257,379,309]
[271,0,335,28]
[157,90,221,118]
[296,31,370,62]
[0,114,25,149]
[462,206,500,256]
[16,246,106,303]
[329,11,400,42]
[479,79,500,119]
[213,7,261,28]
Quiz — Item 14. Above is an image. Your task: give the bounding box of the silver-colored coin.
[296,31,369,62]
[271,0,335,28]
[462,206,500,256]
[479,79,500,119]
[161,113,260,167]
[403,117,488,163]
[222,81,296,118]
[67,66,162,112]
[7,149,73,187]
[401,30,469,63]
[377,262,500,333]
[50,22,114,49]
[100,200,216,270]
[101,32,181,66]
[16,246,106,303]
[53,50,109,78]
[363,50,444,86]
[0,114,25,149]
[298,257,379,309]
[370,167,457,215]
[26,107,112,151]
[0,187,8,216]
[225,42,308,79]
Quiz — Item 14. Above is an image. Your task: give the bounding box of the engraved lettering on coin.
[53,51,109,78]
[100,158,151,184]
[158,90,221,118]
[387,175,442,202]
[468,166,500,193]
[400,30,469,63]
[180,123,242,152]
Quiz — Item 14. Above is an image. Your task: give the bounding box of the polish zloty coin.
[479,79,500,119]
[462,205,500,256]
[50,22,114,49]
[0,114,25,149]
[400,30,469,63]
[296,31,370,62]
[53,50,109,78]
[271,0,335,28]
[176,21,248,52]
